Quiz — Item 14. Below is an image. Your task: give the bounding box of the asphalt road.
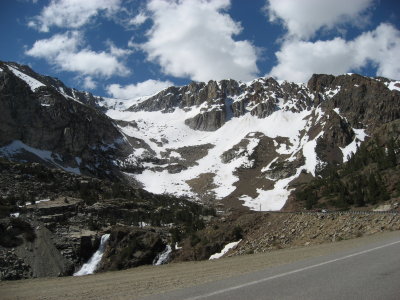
[143,233,400,300]
[1,231,399,300]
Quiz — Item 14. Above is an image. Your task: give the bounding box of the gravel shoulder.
[1,230,399,300]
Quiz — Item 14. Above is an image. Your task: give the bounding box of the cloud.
[25,31,131,78]
[106,40,134,57]
[29,0,122,32]
[266,0,374,39]
[57,49,130,77]
[269,23,400,82]
[25,31,80,57]
[129,12,148,26]
[141,0,259,82]
[107,79,173,99]
[83,76,97,89]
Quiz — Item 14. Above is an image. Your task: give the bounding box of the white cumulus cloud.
[269,23,400,82]
[29,0,122,32]
[83,76,97,89]
[266,0,374,39]
[141,0,259,82]
[25,31,80,57]
[107,79,173,99]
[25,31,131,78]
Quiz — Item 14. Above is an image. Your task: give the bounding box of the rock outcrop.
[0,61,133,179]
[98,226,165,271]
[310,73,400,131]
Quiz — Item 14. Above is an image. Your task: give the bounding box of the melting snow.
[175,242,182,250]
[302,132,323,176]
[340,128,367,162]
[209,240,241,260]
[108,105,311,200]
[35,198,50,204]
[242,166,304,211]
[387,81,400,92]
[325,86,341,98]
[6,65,45,92]
[0,140,81,174]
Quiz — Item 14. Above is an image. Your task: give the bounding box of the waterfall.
[153,245,172,266]
[73,233,110,276]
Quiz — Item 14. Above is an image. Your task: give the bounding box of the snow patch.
[302,132,323,176]
[6,65,45,91]
[209,240,241,260]
[324,86,341,98]
[169,151,182,159]
[175,242,182,250]
[340,129,367,162]
[387,81,400,92]
[242,166,305,211]
[0,140,81,174]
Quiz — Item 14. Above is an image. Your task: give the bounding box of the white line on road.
[186,240,400,300]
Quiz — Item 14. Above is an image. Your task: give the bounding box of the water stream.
[73,233,110,276]
[153,245,172,266]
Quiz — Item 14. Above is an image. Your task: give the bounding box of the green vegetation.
[296,137,399,210]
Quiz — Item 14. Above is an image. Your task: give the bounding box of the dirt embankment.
[172,211,400,262]
[229,212,400,256]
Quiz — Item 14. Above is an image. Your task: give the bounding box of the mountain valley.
[0,60,399,280]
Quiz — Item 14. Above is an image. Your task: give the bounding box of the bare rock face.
[0,62,132,178]
[250,100,277,118]
[184,109,226,131]
[309,73,400,132]
[127,76,314,131]
[315,110,355,164]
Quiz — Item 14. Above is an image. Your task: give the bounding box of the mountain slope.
[1,61,399,211]
[106,73,399,211]
[0,61,134,179]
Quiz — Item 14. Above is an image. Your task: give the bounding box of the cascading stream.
[153,245,172,266]
[73,233,110,276]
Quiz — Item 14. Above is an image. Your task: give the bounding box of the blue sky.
[1,0,399,98]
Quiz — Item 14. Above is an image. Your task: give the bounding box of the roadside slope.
[1,230,399,300]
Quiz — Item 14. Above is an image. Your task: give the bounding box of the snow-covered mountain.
[104,73,399,211]
[1,61,399,211]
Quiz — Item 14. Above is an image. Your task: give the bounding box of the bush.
[0,219,36,247]
[233,226,243,240]
[190,234,201,247]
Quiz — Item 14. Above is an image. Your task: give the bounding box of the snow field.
[6,65,45,91]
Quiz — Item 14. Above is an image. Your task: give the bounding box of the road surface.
[1,230,399,300]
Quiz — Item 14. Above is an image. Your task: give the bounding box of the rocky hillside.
[170,210,400,262]
[0,158,214,280]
